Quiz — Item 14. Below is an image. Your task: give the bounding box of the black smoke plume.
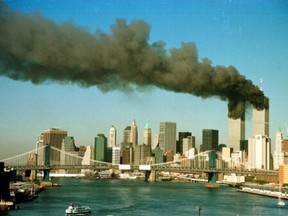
[0,2,268,119]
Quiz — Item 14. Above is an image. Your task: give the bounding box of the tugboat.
[65,203,91,215]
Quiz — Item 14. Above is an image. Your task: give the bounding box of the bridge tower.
[43,144,51,182]
[205,150,219,188]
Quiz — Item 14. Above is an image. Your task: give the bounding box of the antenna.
[260,78,263,91]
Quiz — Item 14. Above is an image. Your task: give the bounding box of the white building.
[81,146,94,174]
[109,125,117,147]
[248,135,271,170]
[273,130,284,170]
[112,146,121,165]
[130,120,138,148]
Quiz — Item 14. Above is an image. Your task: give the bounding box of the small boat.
[65,203,91,215]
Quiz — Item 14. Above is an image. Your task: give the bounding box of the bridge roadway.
[6,164,279,176]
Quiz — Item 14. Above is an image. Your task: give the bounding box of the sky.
[0,0,288,159]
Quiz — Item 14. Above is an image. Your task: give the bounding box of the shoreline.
[237,186,288,200]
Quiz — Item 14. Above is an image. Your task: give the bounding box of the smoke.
[0,2,268,119]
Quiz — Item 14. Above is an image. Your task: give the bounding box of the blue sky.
[0,0,288,159]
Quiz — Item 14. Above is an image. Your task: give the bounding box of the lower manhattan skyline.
[1,0,288,159]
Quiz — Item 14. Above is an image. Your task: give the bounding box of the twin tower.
[228,99,270,169]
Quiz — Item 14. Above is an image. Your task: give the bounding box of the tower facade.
[41,128,67,164]
[200,129,219,152]
[109,125,117,147]
[130,120,138,148]
[143,121,152,146]
[94,134,107,162]
[252,101,269,137]
[228,115,245,152]
[178,132,192,154]
[159,122,177,153]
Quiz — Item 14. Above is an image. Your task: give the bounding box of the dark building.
[177,132,192,154]
[94,134,107,162]
[0,162,10,201]
[200,129,219,151]
[240,140,248,153]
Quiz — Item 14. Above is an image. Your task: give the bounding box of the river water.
[8,178,288,216]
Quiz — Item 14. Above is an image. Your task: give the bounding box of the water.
[8,178,288,216]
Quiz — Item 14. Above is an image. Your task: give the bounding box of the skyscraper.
[41,128,67,164]
[178,132,192,154]
[143,121,152,146]
[200,129,219,152]
[228,114,245,152]
[130,120,138,148]
[109,125,117,147]
[159,122,177,154]
[94,134,107,162]
[252,99,269,137]
[248,135,271,170]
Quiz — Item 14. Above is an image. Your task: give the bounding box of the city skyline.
[1,0,288,159]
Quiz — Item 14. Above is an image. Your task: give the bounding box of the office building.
[248,135,271,170]
[228,114,245,151]
[122,126,131,144]
[130,120,138,148]
[41,128,68,164]
[200,129,219,152]
[279,164,288,184]
[94,134,107,162]
[178,132,192,154]
[252,100,269,137]
[134,145,151,165]
[81,145,94,174]
[159,122,177,154]
[112,146,121,165]
[109,125,117,147]
[152,134,159,150]
[182,136,193,154]
[273,130,284,170]
[143,121,152,146]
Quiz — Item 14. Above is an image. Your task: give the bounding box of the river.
[8,178,288,216]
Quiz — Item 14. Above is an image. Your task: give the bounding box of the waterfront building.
[231,151,243,169]
[94,134,107,162]
[143,121,152,146]
[221,147,232,168]
[279,164,288,184]
[228,113,245,151]
[273,130,284,170]
[130,120,138,148]
[109,125,117,147]
[159,122,177,153]
[200,129,219,152]
[248,135,271,170]
[283,138,288,164]
[41,128,68,164]
[112,146,121,165]
[177,132,192,154]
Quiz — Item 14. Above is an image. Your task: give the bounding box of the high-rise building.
[152,134,159,150]
[279,164,288,184]
[41,128,67,164]
[122,126,131,144]
[63,137,77,152]
[178,132,192,154]
[143,121,152,146]
[200,129,219,152]
[112,146,121,165]
[182,136,193,154]
[109,125,117,147]
[228,114,245,151]
[273,130,284,170]
[159,122,177,154]
[252,99,269,137]
[248,135,271,170]
[81,145,94,174]
[94,134,107,162]
[134,145,151,165]
[130,120,138,148]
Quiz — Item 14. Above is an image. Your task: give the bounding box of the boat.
[65,203,91,215]
[277,185,285,206]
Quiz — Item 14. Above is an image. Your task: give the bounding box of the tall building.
[130,120,138,148]
[94,134,107,162]
[228,114,245,151]
[109,125,117,147]
[143,121,152,146]
[273,130,284,170]
[41,128,67,164]
[122,126,131,144]
[63,137,77,152]
[81,145,94,174]
[178,132,192,154]
[112,146,121,165]
[159,122,177,154]
[252,99,269,137]
[134,145,151,165]
[248,135,271,170]
[200,129,219,152]
[182,136,193,154]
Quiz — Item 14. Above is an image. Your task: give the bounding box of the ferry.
[65,203,91,215]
